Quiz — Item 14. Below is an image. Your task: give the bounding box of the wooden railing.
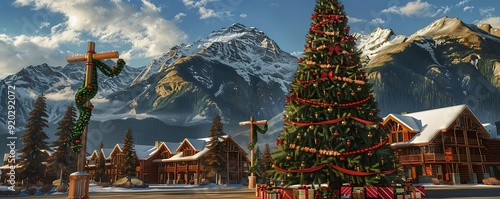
[398,154,422,162]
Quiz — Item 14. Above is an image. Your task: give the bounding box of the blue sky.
[0,0,499,78]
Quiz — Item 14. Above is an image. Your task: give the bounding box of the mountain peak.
[410,16,467,38]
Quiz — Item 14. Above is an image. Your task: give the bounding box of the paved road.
[8,185,500,199]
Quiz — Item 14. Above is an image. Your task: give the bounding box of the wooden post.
[66,42,119,199]
[239,116,267,189]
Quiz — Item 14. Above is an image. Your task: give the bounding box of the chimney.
[401,112,408,115]
[155,141,161,149]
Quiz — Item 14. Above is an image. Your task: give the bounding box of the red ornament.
[347,140,351,147]
[368,151,373,157]
[111,67,117,71]
[299,58,303,62]
[76,99,81,103]
[334,131,339,137]
[339,156,345,161]
[337,91,341,95]
[318,154,323,158]
[276,139,281,146]
[87,85,93,90]
[75,139,80,144]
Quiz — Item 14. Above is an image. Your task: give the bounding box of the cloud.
[463,6,474,12]
[182,0,233,19]
[476,17,500,28]
[1,0,187,78]
[371,18,385,25]
[456,0,472,7]
[381,0,449,17]
[479,7,495,18]
[290,51,302,58]
[347,16,364,23]
[240,13,247,18]
[174,12,187,22]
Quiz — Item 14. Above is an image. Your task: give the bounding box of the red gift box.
[277,188,294,199]
[257,185,268,197]
[413,186,425,196]
[341,185,352,197]
[365,186,378,199]
[378,187,395,199]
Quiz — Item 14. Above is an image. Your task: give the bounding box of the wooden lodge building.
[86,135,250,184]
[383,104,500,184]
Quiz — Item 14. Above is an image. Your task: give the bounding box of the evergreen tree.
[120,129,137,177]
[95,142,107,182]
[203,115,227,183]
[270,0,401,190]
[261,143,273,182]
[255,145,263,180]
[18,94,50,185]
[47,105,77,183]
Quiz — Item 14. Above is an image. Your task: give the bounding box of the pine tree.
[120,129,137,177]
[95,142,107,182]
[270,0,401,190]
[203,115,227,183]
[255,146,263,180]
[47,105,77,183]
[261,143,273,182]
[18,94,50,186]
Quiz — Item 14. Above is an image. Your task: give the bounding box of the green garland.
[248,123,268,150]
[70,59,125,153]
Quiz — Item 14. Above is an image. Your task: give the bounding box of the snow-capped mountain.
[355,17,500,124]
[0,60,143,129]
[108,23,297,127]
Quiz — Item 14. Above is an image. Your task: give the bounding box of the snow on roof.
[389,104,468,147]
[385,114,422,132]
[483,123,498,138]
[134,144,155,160]
[176,138,207,152]
[163,142,181,153]
[152,147,210,163]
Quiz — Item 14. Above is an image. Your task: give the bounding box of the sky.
[0,0,499,79]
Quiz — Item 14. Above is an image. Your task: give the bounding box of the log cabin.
[383,104,500,184]
[86,135,250,184]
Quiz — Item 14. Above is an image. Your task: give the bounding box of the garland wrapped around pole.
[248,123,268,150]
[70,59,126,153]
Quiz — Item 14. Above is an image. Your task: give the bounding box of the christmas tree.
[271,0,401,189]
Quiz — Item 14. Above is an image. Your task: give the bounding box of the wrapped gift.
[410,191,421,199]
[396,194,410,199]
[352,189,365,199]
[294,186,314,199]
[365,186,378,199]
[413,186,425,197]
[277,188,294,199]
[257,184,268,197]
[267,191,281,199]
[340,185,352,198]
[378,187,395,199]
[395,187,405,195]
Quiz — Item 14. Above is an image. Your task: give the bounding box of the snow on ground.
[0,183,248,197]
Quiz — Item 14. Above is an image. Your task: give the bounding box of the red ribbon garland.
[285,116,375,127]
[274,163,398,176]
[288,95,371,107]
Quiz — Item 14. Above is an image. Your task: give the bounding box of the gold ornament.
[327,107,333,112]
[368,132,373,138]
[357,86,362,91]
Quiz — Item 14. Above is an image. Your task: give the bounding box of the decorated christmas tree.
[271,0,401,190]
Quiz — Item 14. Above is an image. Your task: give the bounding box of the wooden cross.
[66,42,119,172]
[239,116,267,187]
